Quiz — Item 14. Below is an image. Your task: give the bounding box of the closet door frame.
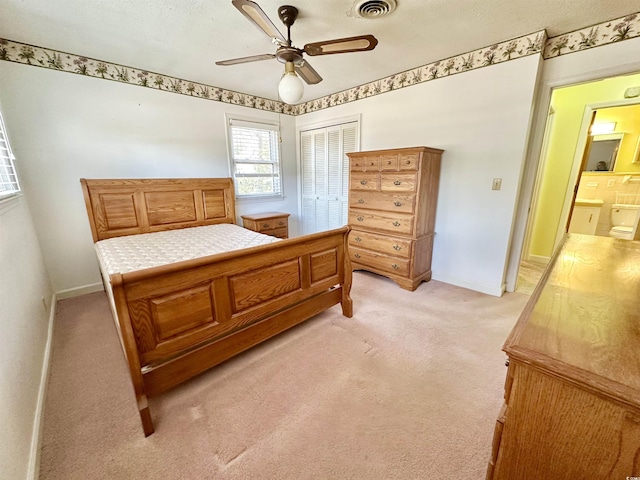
[296,115,361,235]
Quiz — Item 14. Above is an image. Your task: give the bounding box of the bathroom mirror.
[583,133,623,172]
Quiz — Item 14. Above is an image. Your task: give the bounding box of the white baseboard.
[526,254,550,264]
[27,292,57,480]
[431,274,505,297]
[55,282,104,300]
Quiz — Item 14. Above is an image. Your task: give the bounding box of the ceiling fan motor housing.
[275,46,304,65]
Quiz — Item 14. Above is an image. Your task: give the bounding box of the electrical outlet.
[607,179,616,187]
[492,178,502,190]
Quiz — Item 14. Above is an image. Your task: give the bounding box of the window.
[227,117,282,199]
[0,110,20,199]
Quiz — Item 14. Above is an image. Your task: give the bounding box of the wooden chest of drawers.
[241,212,290,239]
[487,235,640,479]
[347,146,443,291]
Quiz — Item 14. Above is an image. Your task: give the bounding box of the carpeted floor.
[38,271,529,480]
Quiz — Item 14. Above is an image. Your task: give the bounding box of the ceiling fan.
[216,0,379,104]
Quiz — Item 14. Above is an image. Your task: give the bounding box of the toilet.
[609,204,640,240]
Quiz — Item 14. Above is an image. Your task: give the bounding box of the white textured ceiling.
[3,0,640,103]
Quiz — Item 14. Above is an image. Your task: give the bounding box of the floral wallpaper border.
[543,12,639,59]
[0,11,638,115]
[0,38,294,115]
[293,30,546,115]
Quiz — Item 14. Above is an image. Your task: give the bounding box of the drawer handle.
[358,198,364,204]
[357,216,364,222]
[406,160,411,164]
[394,201,403,207]
[394,180,401,186]
[391,263,399,270]
[360,180,368,185]
[278,221,285,226]
[393,245,401,251]
[355,237,362,242]
[392,221,401,227]
[369,162,375,166]
[262,223,270,228]
[354,253,361,259]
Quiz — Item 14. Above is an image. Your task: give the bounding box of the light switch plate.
[492,178,502,190]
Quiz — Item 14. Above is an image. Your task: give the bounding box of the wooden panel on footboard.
[109,226,352,436]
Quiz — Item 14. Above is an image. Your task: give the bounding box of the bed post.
[110,273,155,436]
[342,227,353,318]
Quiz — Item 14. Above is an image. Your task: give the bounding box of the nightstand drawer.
[241,212,290,238]
[264,227,288,239]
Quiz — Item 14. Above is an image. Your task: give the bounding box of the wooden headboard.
[80,178,236,242]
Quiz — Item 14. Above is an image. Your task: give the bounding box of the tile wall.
[576,172,640,236]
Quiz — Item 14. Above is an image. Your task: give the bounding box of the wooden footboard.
[109,227,352,436]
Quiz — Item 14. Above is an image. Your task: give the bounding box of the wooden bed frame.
[80,178,352,436]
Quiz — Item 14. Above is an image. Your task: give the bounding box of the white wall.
[0,62,298,293]
[0,196,52,480]
[506,36,640,290]
[298,56,541,295]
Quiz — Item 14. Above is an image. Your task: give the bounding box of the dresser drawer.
[349,210,413,235]
[349,230,412,258]
[363,155,380,171]
[380,173,417,192]
[380,154,398,171]
[350,173,379,191]
[398,153,420,170]
[350,247,410,276]
[349,191,415,214]
[350,156,366,171]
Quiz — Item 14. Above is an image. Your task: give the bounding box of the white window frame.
[0,109,20,200]
[225,115,283,201]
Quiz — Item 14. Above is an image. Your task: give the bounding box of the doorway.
[515,71,640,294]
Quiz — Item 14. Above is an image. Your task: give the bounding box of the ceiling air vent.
[353,0,397,19]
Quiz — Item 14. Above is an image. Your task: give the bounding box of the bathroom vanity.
[568,198,603,235]
[487,234,640,479]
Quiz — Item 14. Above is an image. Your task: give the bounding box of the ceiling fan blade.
[295,60,323,85]
[231,0,286,43]
[215,53,275,66]
[304,34,378,56]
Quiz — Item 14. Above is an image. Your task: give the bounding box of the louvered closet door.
[301,122,358,234]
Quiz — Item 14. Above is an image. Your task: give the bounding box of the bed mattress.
[95,223,281,275]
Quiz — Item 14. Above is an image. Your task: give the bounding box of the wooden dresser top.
[505,234,640,406]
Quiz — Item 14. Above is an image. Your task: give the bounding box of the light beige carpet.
[39,271,529,480]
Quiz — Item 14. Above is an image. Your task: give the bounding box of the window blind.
[0,112,19,197]
[228,118,282,198]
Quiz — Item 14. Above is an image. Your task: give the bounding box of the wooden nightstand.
[241,212,290,239]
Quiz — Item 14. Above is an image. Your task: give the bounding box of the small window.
[0,110,20,199]
[227,117,282,200]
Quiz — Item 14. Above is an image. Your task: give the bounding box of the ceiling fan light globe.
[278,71,304,104]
